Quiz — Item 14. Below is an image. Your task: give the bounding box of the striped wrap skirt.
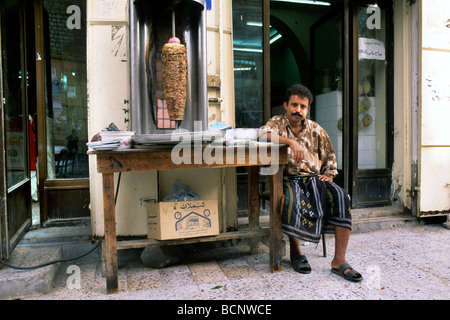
[282,174,352,243]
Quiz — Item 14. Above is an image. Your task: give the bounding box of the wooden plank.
[116,228,270,250]
[102,173,118,294]
[43,178,90,190]
[247,166,260,254]
[94,146,288,173]
[269,166,284,272]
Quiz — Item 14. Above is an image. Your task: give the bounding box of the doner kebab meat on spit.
[161,36,187,121]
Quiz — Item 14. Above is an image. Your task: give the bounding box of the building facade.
[0,0,448,257]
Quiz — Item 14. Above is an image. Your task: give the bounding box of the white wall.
[87,0,158,236]
[205,1,237,231]
[419,0,450,213]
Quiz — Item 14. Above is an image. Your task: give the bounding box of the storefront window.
[232,0,264,128]
[44,0,88,178]
[357,4,388,169]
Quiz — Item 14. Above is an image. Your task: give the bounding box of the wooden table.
[89,144,288,294]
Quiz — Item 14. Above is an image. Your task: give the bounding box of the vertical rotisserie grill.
[130,0,207,133]
[161,30,187,121]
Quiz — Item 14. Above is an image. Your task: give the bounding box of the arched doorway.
[269,15,308,117]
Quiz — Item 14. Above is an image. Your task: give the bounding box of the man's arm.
[260,132,305,164]
[317,127,337,182]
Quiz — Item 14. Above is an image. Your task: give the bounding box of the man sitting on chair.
[259,84,362,282]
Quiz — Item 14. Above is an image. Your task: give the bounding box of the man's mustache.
[292,112,303,118]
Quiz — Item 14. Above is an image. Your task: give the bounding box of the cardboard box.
[147,200,219,240]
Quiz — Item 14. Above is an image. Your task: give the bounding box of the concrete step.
[352,214,419,233]
[238,204,418,233]
[0,225,99,300]
[0,245,63,300]
[351,204,406,220]
[18,225,92,246]
[351,204,419,233]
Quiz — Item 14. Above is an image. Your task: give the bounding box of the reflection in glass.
[232,0,264,128]
[44,0,88,178]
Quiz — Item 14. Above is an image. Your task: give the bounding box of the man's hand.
[287,139,305,164]
[262,133,306,164]
[318,175,333,182]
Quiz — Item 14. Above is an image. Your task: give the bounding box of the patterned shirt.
[260,114,338,177]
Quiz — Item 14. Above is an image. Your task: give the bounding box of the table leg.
[269,167,283,272]
[102,172,118,293]
[248,166,260,254]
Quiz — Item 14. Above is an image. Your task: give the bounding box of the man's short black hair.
[284,84,313,107]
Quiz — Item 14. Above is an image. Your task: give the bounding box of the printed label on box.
[147,200,219,240]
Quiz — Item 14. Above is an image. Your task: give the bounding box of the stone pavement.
[2,221,446,301]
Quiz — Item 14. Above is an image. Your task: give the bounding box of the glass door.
[37,0,90,223]
[0,0,32,258]
[43,0,89,181]
[311,0,393,207]
[352,1,393,207]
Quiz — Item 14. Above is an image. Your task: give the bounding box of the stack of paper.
[86,139,122,151]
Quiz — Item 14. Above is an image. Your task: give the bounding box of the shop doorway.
[269,1,347,190]
[0,0,34,259]
[270,0,393,207]
[270,0,394,207]
[35,0,90,225]
[1,0,90,259]
[233,0,394,209]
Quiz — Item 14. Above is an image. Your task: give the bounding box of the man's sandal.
[331,263,363,282]
[291,255,312,274]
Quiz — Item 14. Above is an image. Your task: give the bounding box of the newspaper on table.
[86,139,121,151]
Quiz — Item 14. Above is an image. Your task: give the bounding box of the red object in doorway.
[29,115,37,172]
